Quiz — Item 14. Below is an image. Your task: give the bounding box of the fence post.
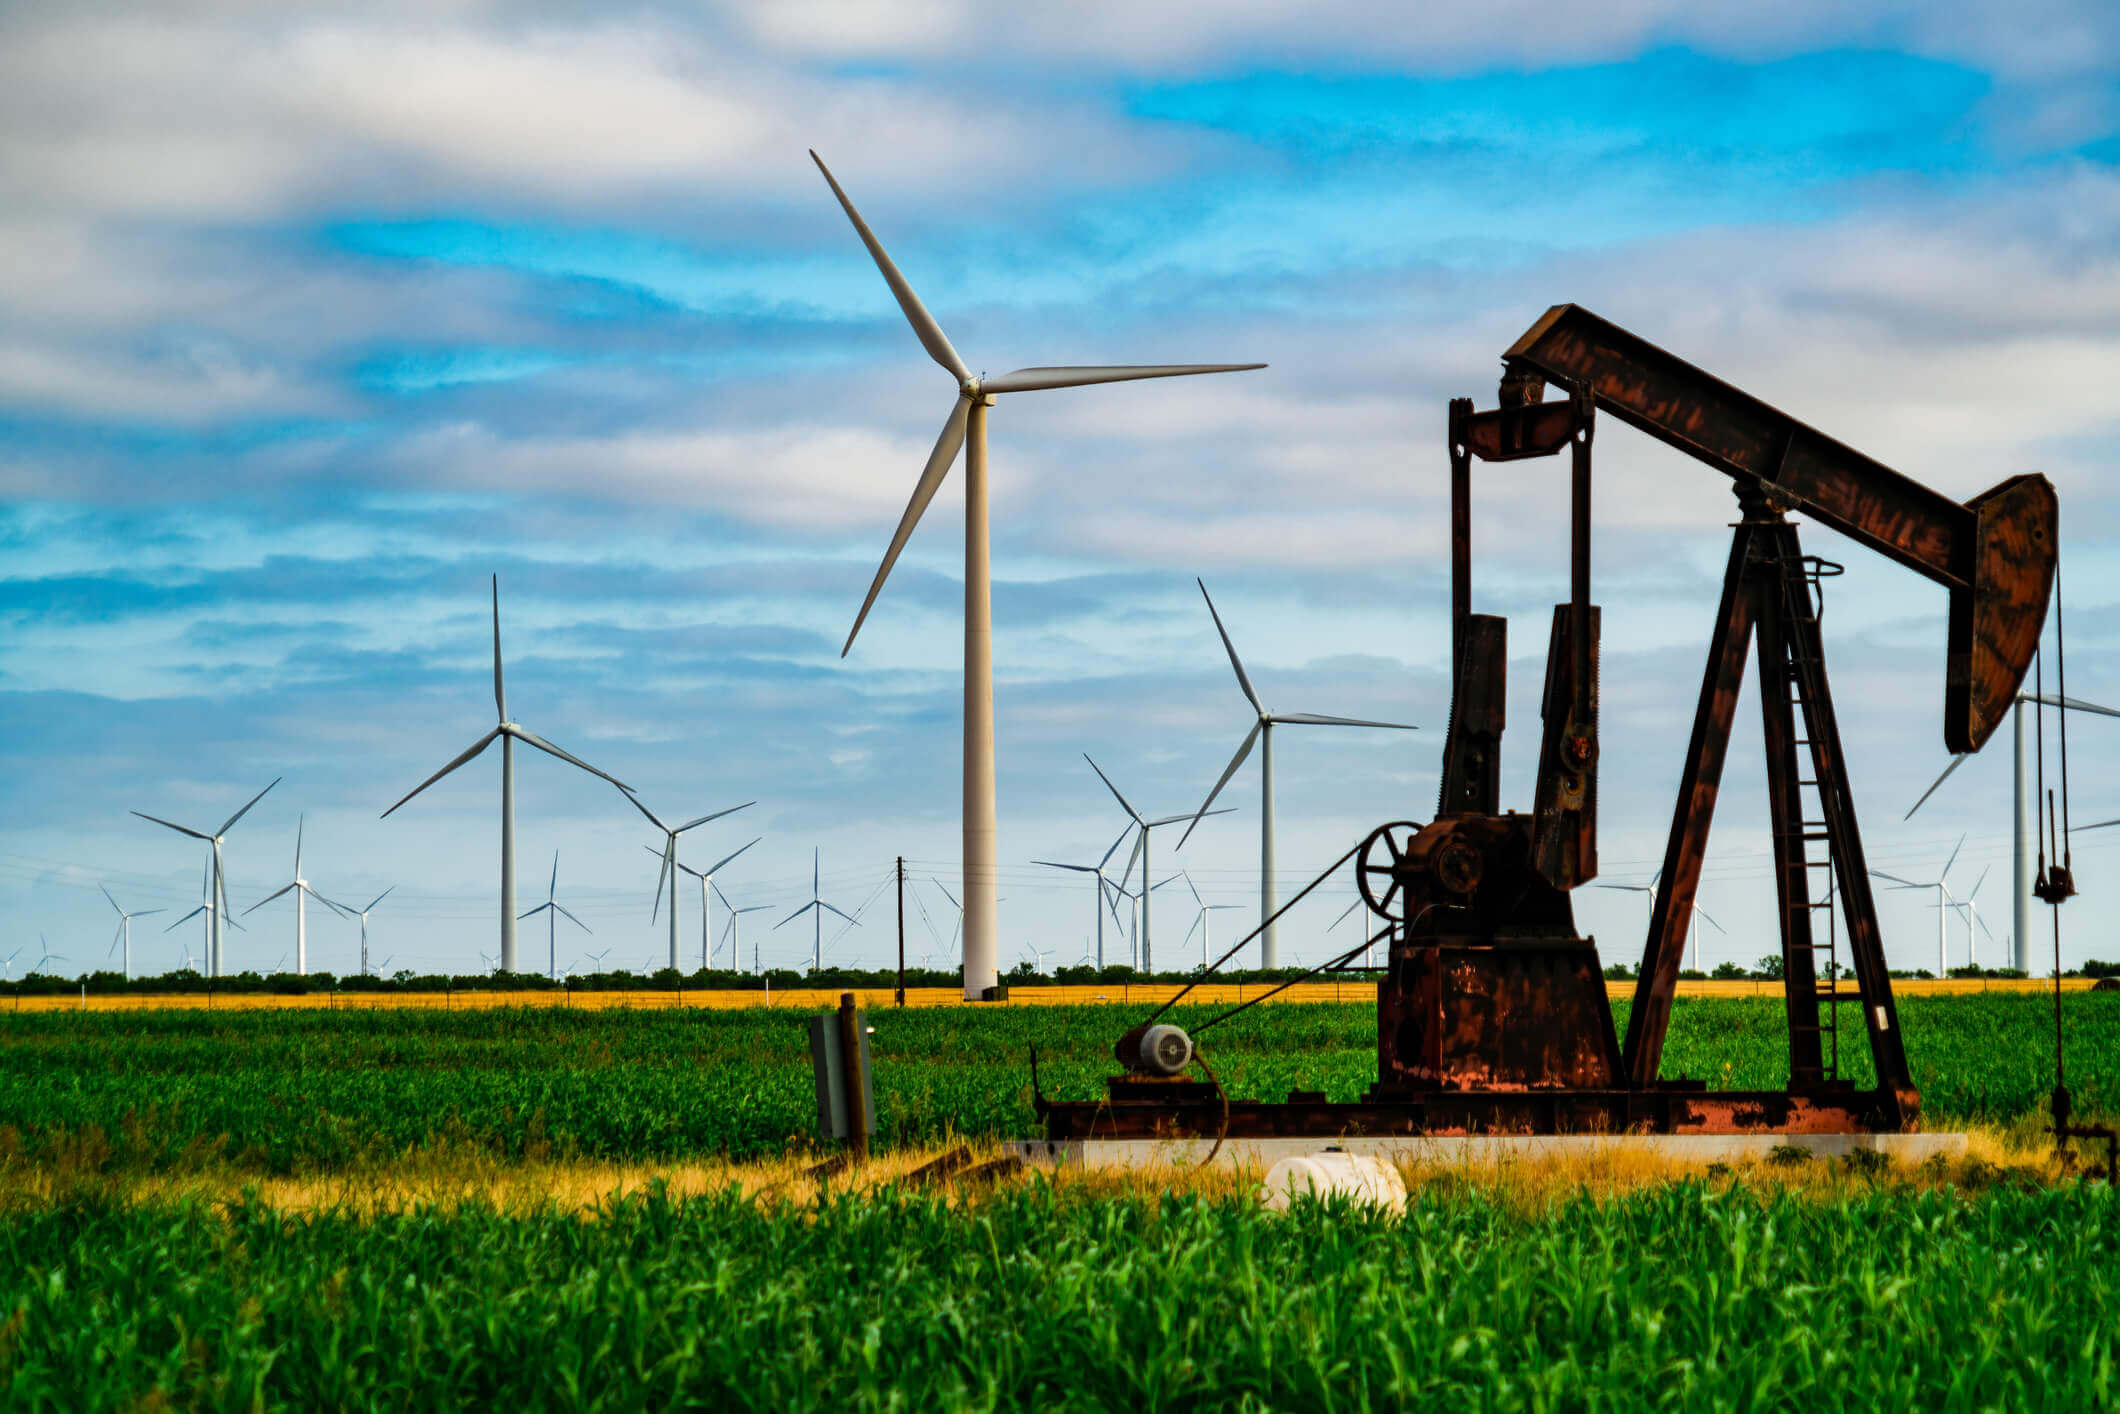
[896,856,907,1008]
[838,991,870,1160]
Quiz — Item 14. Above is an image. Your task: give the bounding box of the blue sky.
[4,2,2120,980]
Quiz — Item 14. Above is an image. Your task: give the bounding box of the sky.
[5,1,2120,983]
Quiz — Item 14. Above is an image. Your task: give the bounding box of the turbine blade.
[930,878,961,910]
[809,151,969,383]
[651,845,672,923]
[1693,906,1726,933]
[555,903,591,934]
[620,789,667,831]
[2025,692,2120,720]
[511,727,630,792]
[132,811,210,841]
[1121,828,1145,888]
[100,883,121,915]
[704,837,760,875]
[842,395,971,657]
[822,903,860,924]
[134,909,164,918]
[982,363,1266,394]
[218,777,280,836]
[1331,898,1361,928]
[1903,754,1968,820]
[1968,865,1991,901]
[1869,871,1921,888]
[382,729,500,817]
[492,574,506,722]
[1177,721,1260,849]
[243,882,296,914]
[1033,860,1095,873]
[712,882,735,911]
[1083,754,1142,824]
[294,814,304,873]
[1272,712,1418,729]
[1099,820,1134,870]
[1941,833,1965,882]
[365,887,393,913]
[774,901,818,930]
[167,908,205,931]
[675,802,755,835]
[2071,817,2120,833]
[1196,579,1264,716]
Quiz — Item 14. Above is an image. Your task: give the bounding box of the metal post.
[2015,696,2032,974]
[837,991,869,1160]
[896,856,906,1007]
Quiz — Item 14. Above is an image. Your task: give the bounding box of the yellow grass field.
[3,976,2096,1013]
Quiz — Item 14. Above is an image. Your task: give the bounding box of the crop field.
[4,1181,2118,1410]
[2,994,2116,1175]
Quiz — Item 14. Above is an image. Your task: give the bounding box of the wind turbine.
[242,815,346,975]
[166,856,244,967]
[812,149,1263,1002]
[1180,579,1416,967]
[1947,866,1996,970]
[1329,894,1378,967]
[517,853,587,981]
[100,885,164,982]
[0,947,20,978]
[382,575,630,974]
[1032,823,1134,968]
[132,775,277,978]
[32,936,67,977]
[1905,690,2120,973]
[1085,754,1229,973]
[624,793,754,971]
[673,838,761,971]
[1595,868,1725,972]
[1872,834,1967,977]
[1179,872,1242,970]
[714,885,772,973]
[775,848,857,971]
[330,887,395,979]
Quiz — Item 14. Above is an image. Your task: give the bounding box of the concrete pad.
[1014,1131,1968,1172]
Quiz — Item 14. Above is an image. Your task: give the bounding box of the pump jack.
[1040,306,2055,1140]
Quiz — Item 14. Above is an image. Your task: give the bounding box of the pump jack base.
[1017,1129,1964,1173]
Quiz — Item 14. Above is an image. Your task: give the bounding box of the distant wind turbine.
[623,792,754,970]
[1873,835,1972,975]
[674,838,761,971]
[133,775,277,978]
[1596,868,1724,971]
[1085,754,1229,973]
[714,884,772,973]
[167,856,245,966]
[812,149,1263,1001]
[242,814,346,975]
[382,575,629,974]
[33,936,66,977]
[1180,872,1242,970]
[517,853,588,981]
[1032,823,1134,968]
[775,848,857,971]
[100,885,164,982]
[1180,579,1415,967]
[329,886,395,979]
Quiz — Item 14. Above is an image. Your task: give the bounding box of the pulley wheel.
[1356,822,1423,923]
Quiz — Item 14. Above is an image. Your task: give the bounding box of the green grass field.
[4,1182,2116,1410]
[0,994,2113,1174]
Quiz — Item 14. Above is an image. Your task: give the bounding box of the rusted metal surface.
[1755,569,1826,1085]
[1037,1087,1915,1140]
[1532,604,1599,888]
[1436,615,1505,817]
[1502,304,2054,754]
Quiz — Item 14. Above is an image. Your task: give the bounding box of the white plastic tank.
[1258,1150,1407,1213]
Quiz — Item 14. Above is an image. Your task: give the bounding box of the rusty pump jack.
[1039,306,2056,1142]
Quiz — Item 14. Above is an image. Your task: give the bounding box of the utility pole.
[896,855,907,1008]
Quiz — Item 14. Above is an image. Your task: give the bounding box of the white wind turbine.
[1180,579,1417,968]
[33,935,67,977]
[133,776,277,979]
[242,815,346,975]
[1180,873,1243,970]
[331,887,394,979]
[624,794,754,971]
[812,150,1264,1001]
[0,947,20,979]
[1086,754,1228,973]
[517,853,588,982]
[166,856,245,971]
[714,885,773,973]
[1947,866,1997,970]
[1596,868,1725,972]
[1872,834,1967,977]
[775,848,858,972]
[100,885,164,982]
[1905,690,2120,973]
[673,838,761,971]
[382,576,630,974]
[1032,823,1134,968]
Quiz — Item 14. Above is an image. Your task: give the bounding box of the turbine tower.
[1905,690,2120,972]
[625,794,754,971]
[99,886,163,982]
[714,885,773,973]
[673,838,761,971]
[775,848,858,971]
[812,150,1263,1001]
[517,853,588,981]
[243,814,345,975]
[132,775,277,978]
[1180,578,1416,968]
[382,575,629,974]
[329,887,394,978]
[167,856,244,967]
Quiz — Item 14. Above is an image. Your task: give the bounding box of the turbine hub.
[961,375,982,399]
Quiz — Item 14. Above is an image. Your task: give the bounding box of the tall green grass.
[0,996,2112,1173]
[2,1182,2114,1411]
